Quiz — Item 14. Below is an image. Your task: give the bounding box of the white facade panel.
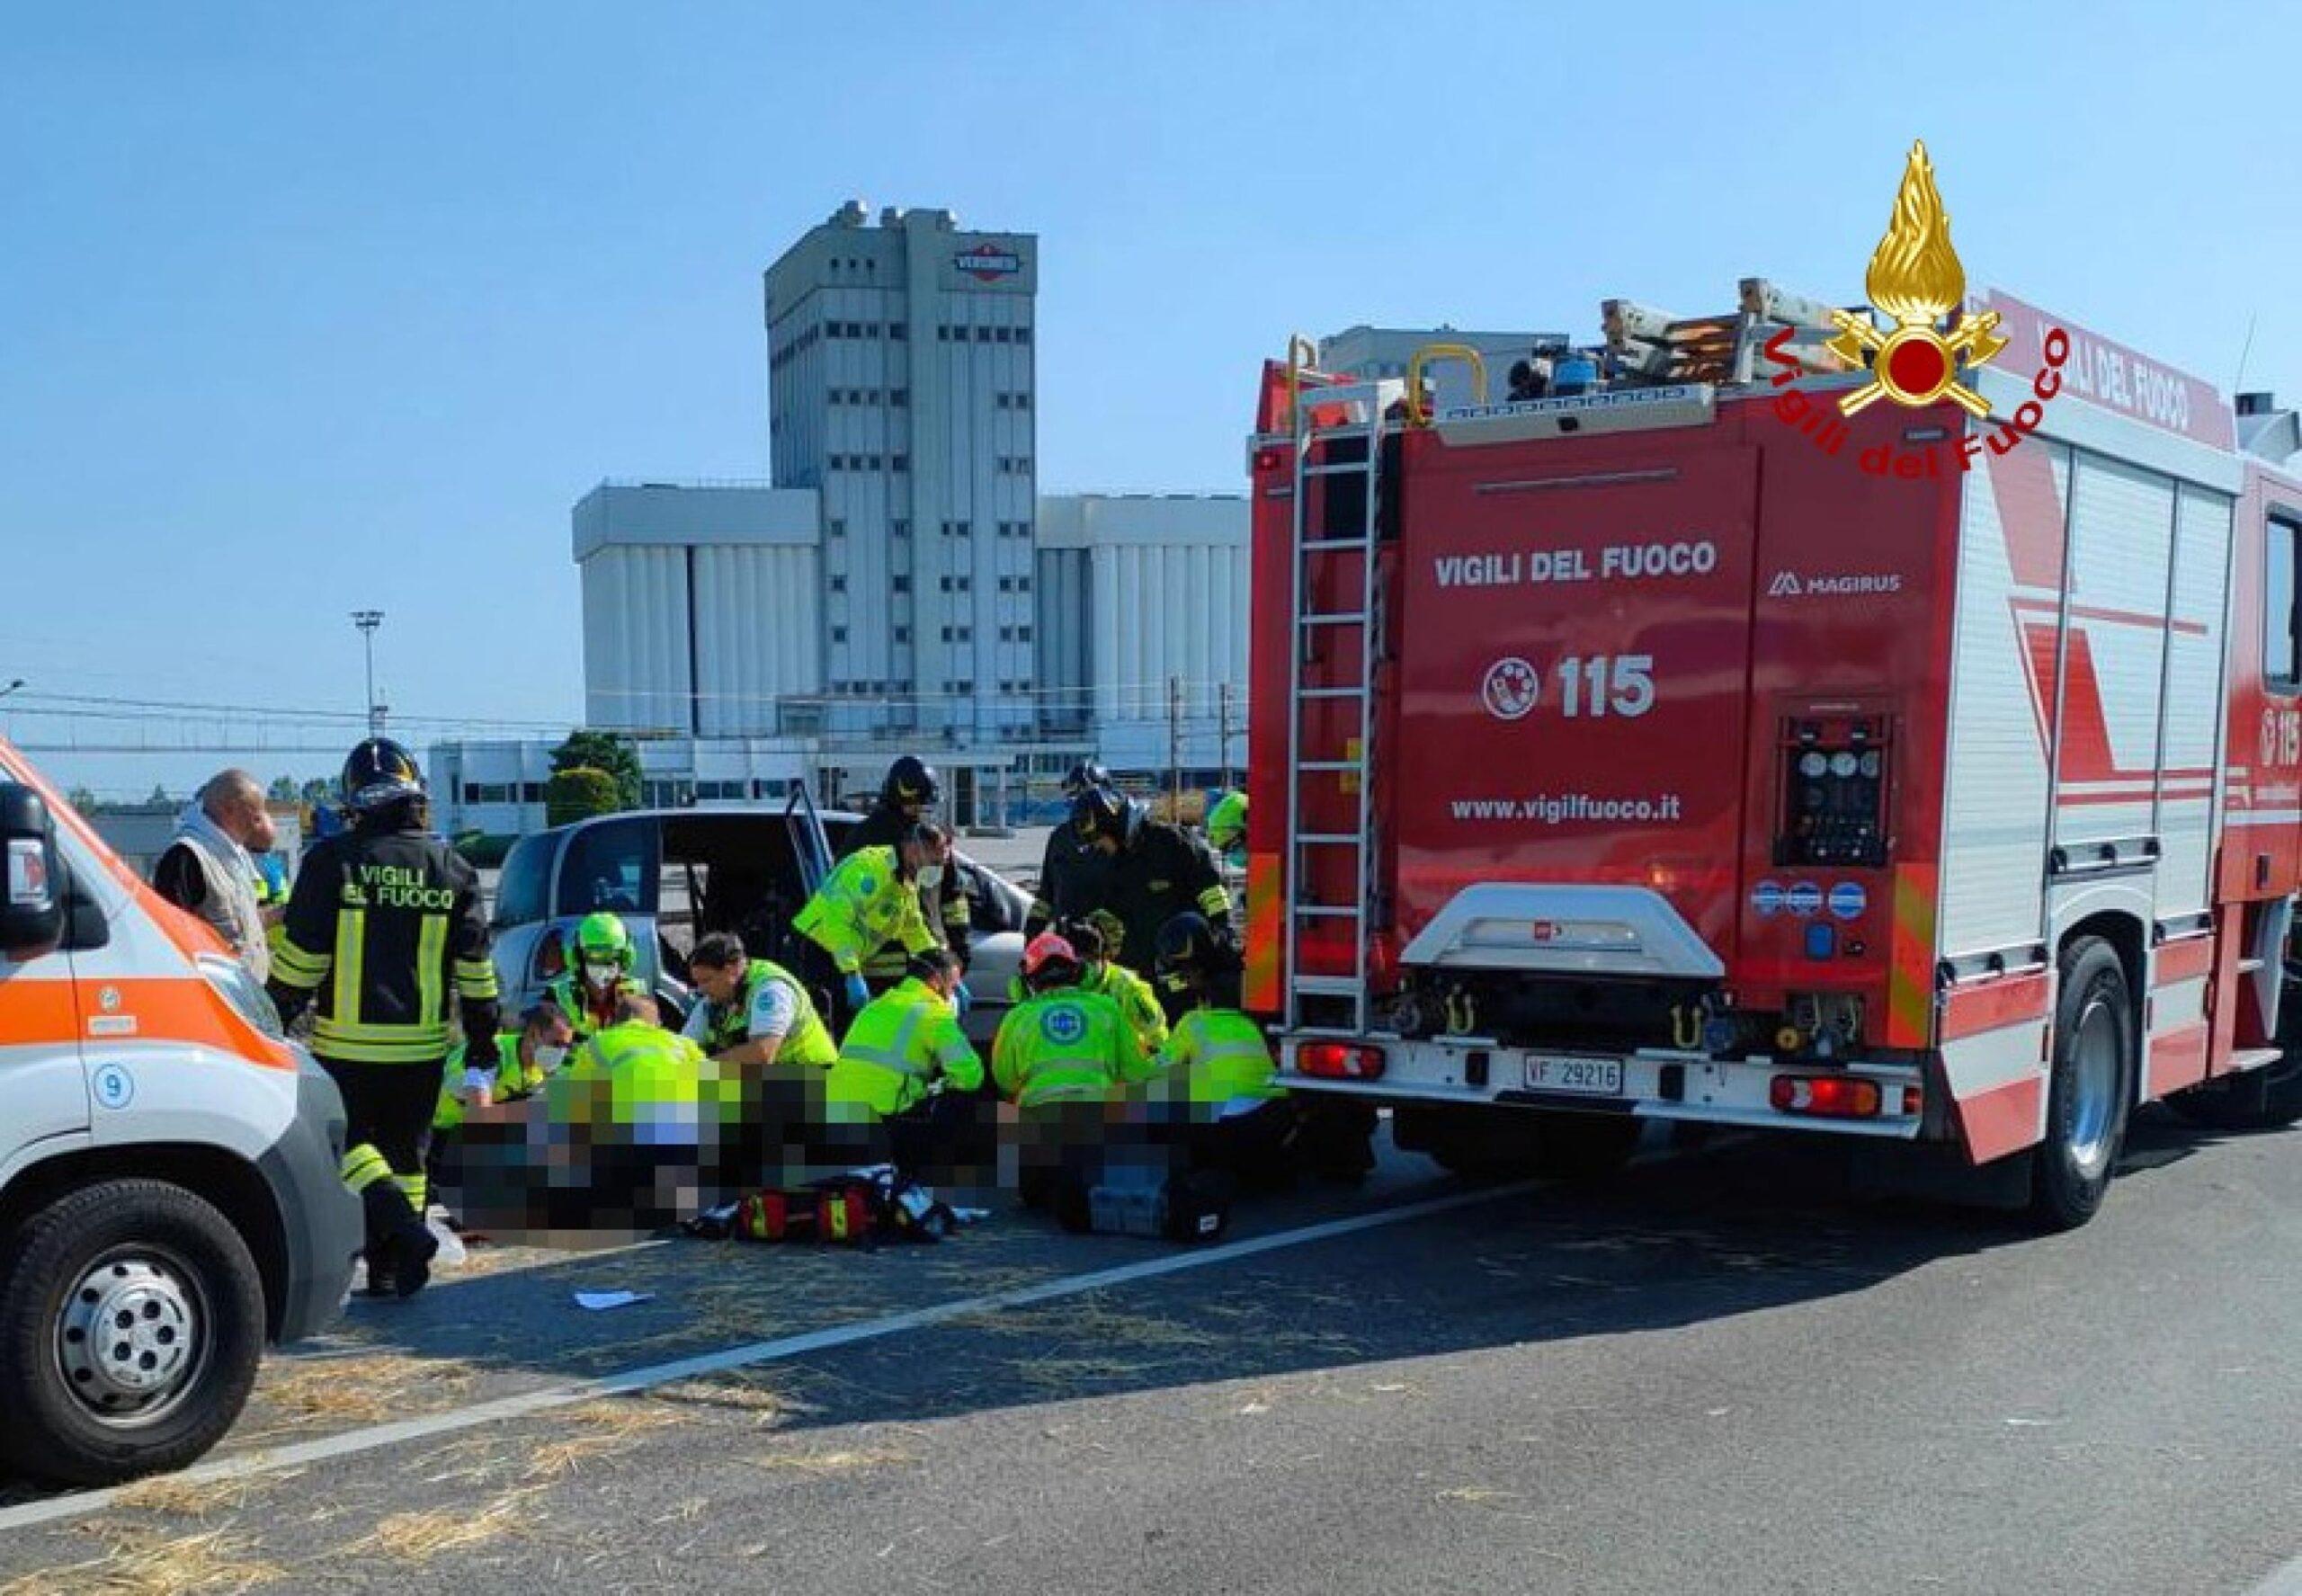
[692,544,821,737]
[583,545,693,735]
[1939,445,2065,957]
[2156,484,2235,918]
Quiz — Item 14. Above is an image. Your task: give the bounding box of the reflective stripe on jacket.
[698,958,838,1067]
[1156,1007,1282,1107]
[792,845,938,976]
[825,977,983,1120]
[992,988,1150,1110]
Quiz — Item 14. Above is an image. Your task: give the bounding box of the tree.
[300,778,335,806]
[550,729,642,811]
[268,775,300,802]
[147,783,172,807]
[65,786,97,815]
[546,766,621,827]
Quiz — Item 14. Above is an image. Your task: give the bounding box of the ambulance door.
[0,782,90,1167]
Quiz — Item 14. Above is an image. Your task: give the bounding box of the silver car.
[486,792,1028,1045]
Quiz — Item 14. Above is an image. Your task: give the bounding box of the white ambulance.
[0,738,361,1486]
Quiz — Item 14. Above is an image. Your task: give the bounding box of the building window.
[995,327,1012,343]
[890,388,908,406]
[889,323,906,341]
[941,626,954,642]
[1013,391,1031,410]
[1018,624,1033,641]
[936,325,950,342]
[892,575,910,593]
[1018,575,1032,592]
[891,520,909,539]
[829,519,846,538]
[831,626,848,642]
[890,453,908,473]
[829,575,846,593]
[1015,326,1031,345]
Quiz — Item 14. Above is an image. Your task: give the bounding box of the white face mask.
[531,1043,568,1074]
[915,863,944,889]
[582,961,620,990]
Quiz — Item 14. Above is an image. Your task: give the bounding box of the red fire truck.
[1245,286,2302,1226]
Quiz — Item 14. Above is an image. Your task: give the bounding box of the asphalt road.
[5,1110,2302,1593]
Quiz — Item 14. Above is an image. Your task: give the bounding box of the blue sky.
[4,0,2296,797]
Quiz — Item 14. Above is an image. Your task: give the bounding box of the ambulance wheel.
[0,1180,267,1487]
[2030,938,2134,1231]
[1536,1114,1643,1181]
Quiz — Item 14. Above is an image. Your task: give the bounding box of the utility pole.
[1167,675,1183,816]
[351,611,385,736]
[1218,681,1234,793]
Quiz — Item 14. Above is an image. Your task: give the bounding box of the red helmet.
[1022,932,1082,989]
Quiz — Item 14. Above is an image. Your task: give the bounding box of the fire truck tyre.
[1536,1114,1644,1181]
[0,1179,268,1487]
[2031,938,2134,1231]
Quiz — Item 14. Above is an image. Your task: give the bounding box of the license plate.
[1523,1055,1624,1096]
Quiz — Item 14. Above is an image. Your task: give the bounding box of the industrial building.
[431,201,1371,840]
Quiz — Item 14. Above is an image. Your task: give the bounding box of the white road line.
[0,1176,1542,1536]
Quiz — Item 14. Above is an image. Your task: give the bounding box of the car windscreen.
[554,816,658,918]
[494,834,552,926]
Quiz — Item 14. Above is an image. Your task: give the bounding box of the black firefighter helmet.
[881,755,942,813]
[342,737,425,815]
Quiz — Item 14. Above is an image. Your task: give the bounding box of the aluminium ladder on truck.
[1280,374,1386,1036]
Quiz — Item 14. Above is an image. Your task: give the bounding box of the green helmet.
[573,912,633,975]
[1207,789,1248,858]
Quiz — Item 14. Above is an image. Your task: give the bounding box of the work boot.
[356,1176,439,1299]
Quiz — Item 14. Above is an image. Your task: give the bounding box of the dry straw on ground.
[348,1486,544,1564]
[749,1446,919,1476]
[0,1525,284,1596]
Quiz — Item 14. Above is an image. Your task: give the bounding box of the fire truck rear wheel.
[2031,937,2134,1231]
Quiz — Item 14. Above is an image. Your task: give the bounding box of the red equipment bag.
[736,1190,809,1242]
[815,1186,874,1244]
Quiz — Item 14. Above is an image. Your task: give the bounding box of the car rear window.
[494,834,551,926]
[556,817,657,918]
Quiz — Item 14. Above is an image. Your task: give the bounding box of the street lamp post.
[351,611,384,736]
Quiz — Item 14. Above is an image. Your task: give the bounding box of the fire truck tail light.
[1298,1042,1387,1080]
[1769,1074,1882,1119]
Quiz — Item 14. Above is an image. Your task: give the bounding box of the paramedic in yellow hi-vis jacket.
[821,948,984,1172]
[268,739,499,1297]
[790,820,951,1032]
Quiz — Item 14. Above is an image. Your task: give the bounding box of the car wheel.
[0,1180,268,1486]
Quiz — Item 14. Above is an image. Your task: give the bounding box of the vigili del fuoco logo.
[1766,141,2070,477]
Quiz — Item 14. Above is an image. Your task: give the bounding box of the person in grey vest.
[152,769,278,979]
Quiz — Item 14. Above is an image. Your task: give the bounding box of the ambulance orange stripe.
[0,978,79,1045]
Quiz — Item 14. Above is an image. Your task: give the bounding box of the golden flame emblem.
[1825,142,2006,416]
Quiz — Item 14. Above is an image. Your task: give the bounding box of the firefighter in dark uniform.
[267,739,501,1297]
[1068,786,1235,1015]
[1025,760,1118,937]
[834,756,972,988]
